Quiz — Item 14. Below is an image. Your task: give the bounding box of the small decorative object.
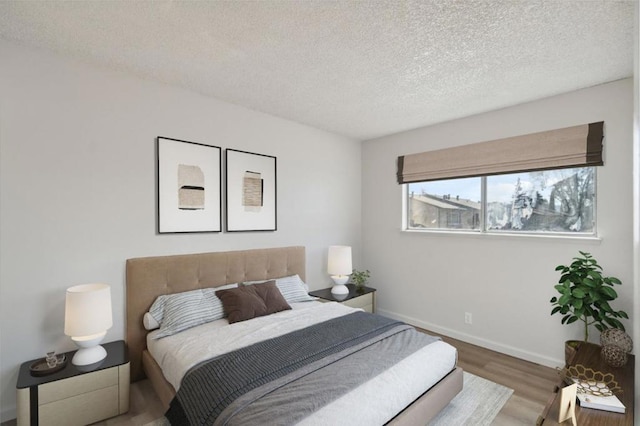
[557,383,577,426]
[350,269,370,290]
[327,245,352,296]
[560,364,626,413]
[30,354,67,376]
[600,328,633,353]
[65,283,113,366]
[559,364,622,396]
[46,351,57,368]
[601,344,628,368]
[225,149,277,232]
[157,137,222,233]
[550,251,628,341]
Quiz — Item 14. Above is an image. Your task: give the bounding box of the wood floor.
[3,330,559,425]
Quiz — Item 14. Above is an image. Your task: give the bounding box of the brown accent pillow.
[215,285,268,324]
[250,280,292,315]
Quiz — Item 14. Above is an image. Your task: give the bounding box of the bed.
[126,246,463,425]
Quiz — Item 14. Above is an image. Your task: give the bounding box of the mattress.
[148,301,457,425]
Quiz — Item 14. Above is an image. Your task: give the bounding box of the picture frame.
[157,137,222,233]
[225,149,277,232]
[557,383,577,425]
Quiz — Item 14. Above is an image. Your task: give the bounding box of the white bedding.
[148,301,457,424]
[148,301,348,390]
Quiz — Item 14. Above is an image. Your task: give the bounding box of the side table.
[309,284,376,313]
[537,341,634,425]
[16,340,130,426]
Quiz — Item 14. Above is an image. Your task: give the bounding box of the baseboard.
[378,308,564,369]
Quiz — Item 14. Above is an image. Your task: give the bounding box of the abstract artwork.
[242,171,263,210]
[157,137,221,233]
[178,164,205,210]
[225,149,277,232]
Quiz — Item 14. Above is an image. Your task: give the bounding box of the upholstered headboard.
[125,246,306,382]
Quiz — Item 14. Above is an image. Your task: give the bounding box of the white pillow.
[143,312,160,331]
[244,275,315,303]
[148,283,237,338]
[148,294,168,326]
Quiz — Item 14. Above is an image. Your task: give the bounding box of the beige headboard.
[125,246,306,381]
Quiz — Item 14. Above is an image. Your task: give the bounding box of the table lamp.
[64,283,113,366]
[328,245,352,296]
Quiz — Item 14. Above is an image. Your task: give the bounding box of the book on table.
[575,390,625,414]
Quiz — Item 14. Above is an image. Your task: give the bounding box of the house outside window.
[405,167,595,236]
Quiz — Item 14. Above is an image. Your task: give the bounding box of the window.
[399,122,602,236]
[407,177,481,231]
[406,167,595,235]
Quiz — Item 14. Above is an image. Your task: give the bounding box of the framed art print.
[225,149,277,232]
[157,137,222,233]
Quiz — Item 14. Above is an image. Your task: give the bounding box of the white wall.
[362,79,634,368]
[0,41,362,421]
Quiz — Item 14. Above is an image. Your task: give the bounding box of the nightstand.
[309,284,376,313]
[16,340,130,426]
[537,342,634,425]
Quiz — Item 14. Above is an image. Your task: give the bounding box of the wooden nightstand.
[16,340,130,426]
[309,284,376,313]
[537,341,634,425]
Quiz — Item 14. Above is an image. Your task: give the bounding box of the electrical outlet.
[464,312,472,325]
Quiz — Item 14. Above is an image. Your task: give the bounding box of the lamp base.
[71,331,107,366]
[72,344,107,366]
[331,284,349,296]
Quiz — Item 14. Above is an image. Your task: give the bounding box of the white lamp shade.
[328,245,352,275]
[64,283,113,338]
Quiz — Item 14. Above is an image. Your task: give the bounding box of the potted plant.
[550,251,628,361]
[350,269,370,291]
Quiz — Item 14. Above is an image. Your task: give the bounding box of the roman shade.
[397,121,604,184]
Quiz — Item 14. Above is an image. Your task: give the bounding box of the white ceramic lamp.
[64,283,113,366]
[328,245,352,296]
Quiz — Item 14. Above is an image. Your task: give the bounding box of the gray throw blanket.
[165,312,439,426]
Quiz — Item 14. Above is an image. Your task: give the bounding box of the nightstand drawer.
[342,293,373,310]
[39,366,118,404]
[39,385,119,426]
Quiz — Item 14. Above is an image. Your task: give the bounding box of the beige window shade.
[397,121,603,184]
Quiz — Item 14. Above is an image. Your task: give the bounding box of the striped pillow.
[148,295,168,326]
[152,284,237,339]
[244,275,314,303]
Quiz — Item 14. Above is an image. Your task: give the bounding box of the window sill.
[401,228,602,243]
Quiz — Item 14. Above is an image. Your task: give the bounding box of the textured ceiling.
[0,1,634,140]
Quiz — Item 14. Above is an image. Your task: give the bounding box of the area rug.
[429,372,514,425]
[145,372,512,426]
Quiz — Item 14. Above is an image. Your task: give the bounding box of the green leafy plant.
[550,251,628,341]
[350,269,370,288]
